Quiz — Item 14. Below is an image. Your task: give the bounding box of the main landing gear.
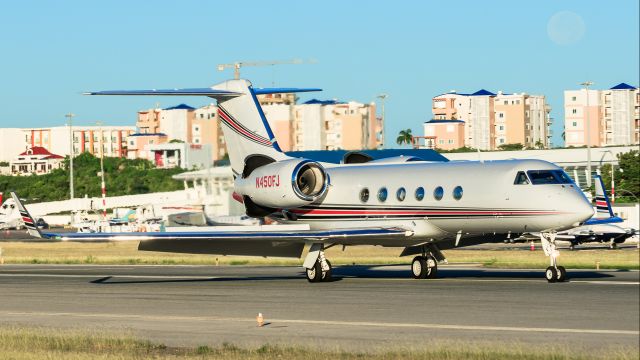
[411,255,438,279]
[409,245,442,280]
[540,233,567,283]
[304,243,333,282]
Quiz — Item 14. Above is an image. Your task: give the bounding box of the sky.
[0,0,638,147]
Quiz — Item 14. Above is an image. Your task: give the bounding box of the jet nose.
[574,197,595,225]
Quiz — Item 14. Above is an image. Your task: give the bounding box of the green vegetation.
[0,153,184,202]
[396,128,413,145]
[0,242,637,269]
[497,143,525,151]
[0,161,9,167]
[0,326,636,359]
[599,150,639,203]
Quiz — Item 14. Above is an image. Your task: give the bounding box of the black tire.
[425,255,438,279]
[609,242,617,249]
[545,266,558,283]
[556,266,567,282]
[411,256,427,279]
[322,260,333,282]
[306,261,323,283]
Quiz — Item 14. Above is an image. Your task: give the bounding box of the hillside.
[0,153,184,202]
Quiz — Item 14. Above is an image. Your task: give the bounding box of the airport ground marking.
[0,311,638,336]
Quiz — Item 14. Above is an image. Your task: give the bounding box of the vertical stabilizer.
[213,80,289,175]
[594,175,614,219]
[10,192,42,238]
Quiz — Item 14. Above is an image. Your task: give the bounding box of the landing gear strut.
[540,233,566,283]
[410,245,439,279]
[304,243,332,283]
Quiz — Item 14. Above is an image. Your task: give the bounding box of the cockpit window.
[527,170,574,185]
[514,171,530,185]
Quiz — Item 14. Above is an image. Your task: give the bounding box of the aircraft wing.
[10,192,413,258]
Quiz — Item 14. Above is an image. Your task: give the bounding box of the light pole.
[96,121,107,219]
[599,150,615,203]
[580,81,594,188]
[65,113,75,199]
[376,94,388,149]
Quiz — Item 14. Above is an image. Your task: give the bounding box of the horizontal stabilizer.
[84,88,242,100]
[252,87,322,95]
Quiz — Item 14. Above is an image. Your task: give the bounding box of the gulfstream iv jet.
[13,78,594,283]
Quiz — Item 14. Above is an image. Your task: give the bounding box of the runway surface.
[0,264,638,351]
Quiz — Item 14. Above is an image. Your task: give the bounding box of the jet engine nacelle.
[236,159,329,209]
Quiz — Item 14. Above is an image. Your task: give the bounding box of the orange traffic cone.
[530,241,535,251]
[256,313,264,327]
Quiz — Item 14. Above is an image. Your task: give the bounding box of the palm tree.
[396,129,413,146]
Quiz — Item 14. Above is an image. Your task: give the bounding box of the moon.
[547,11,586,45]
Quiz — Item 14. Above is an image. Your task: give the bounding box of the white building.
[147,142,212,170]
[0,128,23,162]
[9,146,64,176]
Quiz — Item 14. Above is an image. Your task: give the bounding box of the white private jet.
[13,78,594,283]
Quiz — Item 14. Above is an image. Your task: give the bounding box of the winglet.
[10,192,43,238]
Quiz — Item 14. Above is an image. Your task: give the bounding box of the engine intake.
[293,161,327,201]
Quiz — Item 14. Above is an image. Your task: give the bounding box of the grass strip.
[0,242,637,269]
[0,326,637,360]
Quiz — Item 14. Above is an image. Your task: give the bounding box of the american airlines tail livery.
[13,78,594,283]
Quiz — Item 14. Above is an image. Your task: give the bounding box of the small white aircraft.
[13,78,594,283]
[0,197,22,230]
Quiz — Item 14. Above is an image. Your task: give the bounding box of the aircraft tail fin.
[86,80,321,175]
[10,192,43,238]
[584,175,623,225]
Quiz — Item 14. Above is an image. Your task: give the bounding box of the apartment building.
[134,104,226,161]
[564,83,639,147]
[19,126,135,158]
[259,95,382,152]
[431,89,551,150]
[423,120,465,150]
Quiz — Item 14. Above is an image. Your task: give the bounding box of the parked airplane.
[14,78,594,283]
[0,197,22,230]
[522,175,636,250]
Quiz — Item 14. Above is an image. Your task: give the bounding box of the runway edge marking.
[1,311,637,336]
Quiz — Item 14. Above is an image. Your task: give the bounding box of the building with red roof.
[10,146,65,176]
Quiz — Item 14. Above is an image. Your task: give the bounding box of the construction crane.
[217,58,315,80]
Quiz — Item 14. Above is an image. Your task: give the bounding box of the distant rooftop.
[610,83,637,90]
[470,89,496,96]
[303,99,344,105]
[164,103,195,111]
[434,89,497,97]
[424,119,465,124]
[130,133,167,137]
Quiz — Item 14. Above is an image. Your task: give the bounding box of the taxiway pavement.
[0,264,638,351]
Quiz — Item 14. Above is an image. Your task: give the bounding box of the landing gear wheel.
[556,266,567,282]
[425,255,438,279]
[411,256,428,279]
[569,244,576,251]
[306,261,323,283]
[609,242,617,249]
[321,260,333,282]
[545,266,558,283]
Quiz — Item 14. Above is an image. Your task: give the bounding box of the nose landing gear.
[540,233,567,283]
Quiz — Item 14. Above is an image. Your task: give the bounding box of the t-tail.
[584,175,622,225]
[85,80,321,176]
